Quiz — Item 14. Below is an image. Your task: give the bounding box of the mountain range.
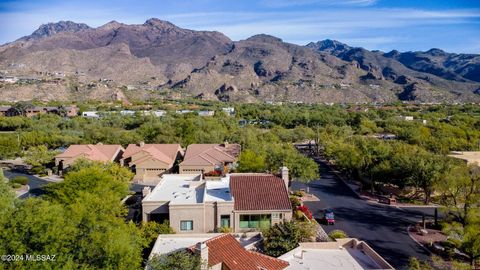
[1,18,479,103]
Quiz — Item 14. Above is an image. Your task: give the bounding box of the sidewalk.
[39,174,64,183]
[321,158,439,209]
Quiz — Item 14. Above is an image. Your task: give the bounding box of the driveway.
[292,160,438,270]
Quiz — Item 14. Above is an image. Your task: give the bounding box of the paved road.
[292,160,438,270]
[3,169,51,198]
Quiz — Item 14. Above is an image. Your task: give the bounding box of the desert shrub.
[292,190,303,197]
[11,176,28,185]
[217,226,232,233]
[290,196,301,208]
[328,230,348,239]
[10,182,22,189]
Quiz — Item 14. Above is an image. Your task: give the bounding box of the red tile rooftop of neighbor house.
[193,234,289,270]
[122,143,182,165]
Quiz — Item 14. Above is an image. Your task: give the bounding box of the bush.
[328,230,348,239]
[292,190,303,197]
[10,182,21,189]
[11,176,28,185]
[217,226,232,233]
[30,166,45,175]
[296,205,313,220]
[290,196,301,208]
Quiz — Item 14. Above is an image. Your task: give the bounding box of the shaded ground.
[292,160,438,270]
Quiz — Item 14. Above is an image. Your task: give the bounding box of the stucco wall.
[179,165,215,174]
[142,201,169,221]
[169,204,205,234]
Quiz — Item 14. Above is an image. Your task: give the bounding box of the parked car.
[323,209,335,225]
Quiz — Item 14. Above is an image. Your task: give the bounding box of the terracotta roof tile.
[56,144,123,162]
[203,234,288,270]
[180,144,241,166]
[122,144,182,166]
[230,175,291,211]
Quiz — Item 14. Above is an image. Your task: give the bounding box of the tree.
[148,250,202,270]
[262,220,316,257]
[436,163,479,226]
[23,145,58,169]
[237,149,265,172]
[0,162,144,270]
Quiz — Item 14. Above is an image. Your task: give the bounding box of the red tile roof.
[204,234,288,270]
[230,174,291,211]
[55,144,123,162]
[180,144,241,166]
[122,144,182,166]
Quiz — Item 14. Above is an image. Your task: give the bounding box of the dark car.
[323,209,335,225]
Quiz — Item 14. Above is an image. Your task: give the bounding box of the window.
[272,213,282,219]
[220,215,230,228]
[239,215,271,229]
[180,220,193,231]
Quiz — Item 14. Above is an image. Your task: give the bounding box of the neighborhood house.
[55,143,124,171]
[149,233,289,270]
[120,142,183,184]
[179,143,241,174]
[142,170,292,233]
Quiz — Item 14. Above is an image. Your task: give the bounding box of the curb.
[407,225,432,255]
[15,184,30,198]
[318,158,440,209]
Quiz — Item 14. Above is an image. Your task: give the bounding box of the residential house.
[222,107,235,116]
[121,143,183,184]
[0,105,78,117]
[0,76,18,84]
[198,110,215,117]
[142,170,292,233]
[81,111,100,118]
[179,143,240,174]
[55,143,124,171]
[0,106,9,117]
[149,233,289,270]
[176,109,194,115]
[278,239,394,270]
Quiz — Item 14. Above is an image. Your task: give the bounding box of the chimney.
[280,166,289,191]
[139,141,145,147]
[223,140,229,147]
[195,242,209,269]
[142,186,151,197]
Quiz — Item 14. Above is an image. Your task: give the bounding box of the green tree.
[23,145,58,169]
[237,149,265,172]
[148,250,202,270]
[262,220,316,257]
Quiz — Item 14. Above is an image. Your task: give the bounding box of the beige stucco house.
[179,143,241,174]
[142,170,292,233]
[55,143,124,171]
[120,143,183,184]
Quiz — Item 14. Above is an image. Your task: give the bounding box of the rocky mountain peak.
[144,18,178,30]
[98,20,123,30]
[27,21,91,40]
[246,34,283,44]
[306,39,351,53]
[425,48,447,56]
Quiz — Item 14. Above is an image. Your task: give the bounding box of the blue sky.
[1,0,479,53]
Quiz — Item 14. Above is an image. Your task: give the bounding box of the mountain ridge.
[0,19,479,104]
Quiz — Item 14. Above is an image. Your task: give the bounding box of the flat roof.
[143,174,204,205]
[279,239,393,270]
[205,178,233,202]
[150,234,222,257]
